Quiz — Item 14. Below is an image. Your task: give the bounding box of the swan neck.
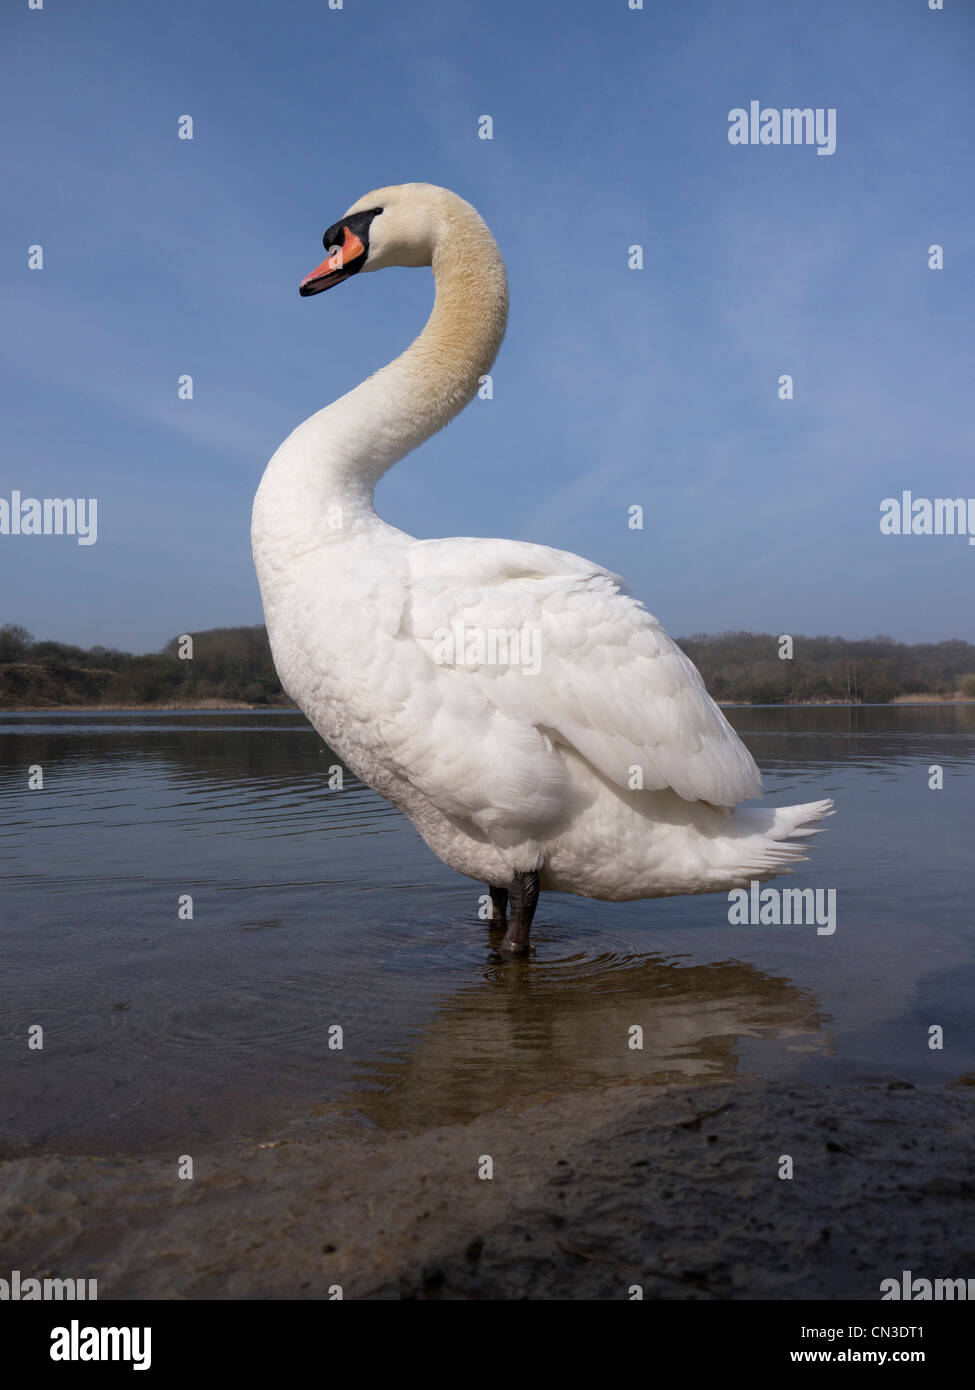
[258,211,509,539]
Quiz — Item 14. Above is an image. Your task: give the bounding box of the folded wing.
[386,536,761,823]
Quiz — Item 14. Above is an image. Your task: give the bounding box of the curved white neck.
[255,213,509,553]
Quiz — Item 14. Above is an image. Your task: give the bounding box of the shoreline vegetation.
[2,622,975,712]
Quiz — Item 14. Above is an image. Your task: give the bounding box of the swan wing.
[400,536,762,809]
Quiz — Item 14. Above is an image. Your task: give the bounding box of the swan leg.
[488,885,508,928]
[501,871,539,958]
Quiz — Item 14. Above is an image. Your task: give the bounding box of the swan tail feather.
[712,798,834,886]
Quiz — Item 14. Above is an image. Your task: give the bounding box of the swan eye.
[370,207,383,216]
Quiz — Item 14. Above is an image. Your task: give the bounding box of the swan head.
[298,183,483,296]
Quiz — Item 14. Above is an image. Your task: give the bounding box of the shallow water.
[1,706,973,1157]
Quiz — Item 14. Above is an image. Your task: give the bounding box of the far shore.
[0,700,297,712]
[2,696,974,714]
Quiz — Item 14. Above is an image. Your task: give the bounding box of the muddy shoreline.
[3,1076,972,1300]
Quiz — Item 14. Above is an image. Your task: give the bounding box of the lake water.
[2,706,973,1158]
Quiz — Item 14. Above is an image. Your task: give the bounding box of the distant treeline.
[0,623,286,708]
[679,631,975,704]
[1,622,974,708]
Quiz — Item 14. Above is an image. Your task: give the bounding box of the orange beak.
[299,225,367,296]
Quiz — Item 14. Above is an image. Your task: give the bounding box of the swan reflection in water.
[338,938,829,1133]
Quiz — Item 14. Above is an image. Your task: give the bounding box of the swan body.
[253,184,831,951]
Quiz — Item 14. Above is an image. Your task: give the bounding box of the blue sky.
[1,0,972,652]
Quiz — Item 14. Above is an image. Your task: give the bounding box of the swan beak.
[299,225,367,296]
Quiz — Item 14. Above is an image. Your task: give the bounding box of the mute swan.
[252,183,832,957]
